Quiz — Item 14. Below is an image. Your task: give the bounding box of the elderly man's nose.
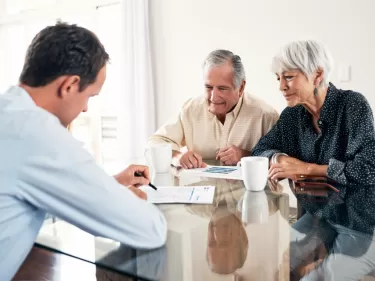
[210,88,221,100]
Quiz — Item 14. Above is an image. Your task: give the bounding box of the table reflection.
[207,200,249,275]
[35,172,290,281]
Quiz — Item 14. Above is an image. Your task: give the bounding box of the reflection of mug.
[237,156,268,191]
[237,191,269,224]
[146,144,172,173]
[152,172,174,186]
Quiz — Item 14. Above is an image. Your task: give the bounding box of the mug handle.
[237,161,241,167]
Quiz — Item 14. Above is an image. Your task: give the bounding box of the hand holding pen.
[134,172,158,190]
[114,164,151,187]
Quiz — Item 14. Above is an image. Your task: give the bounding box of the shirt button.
[318,120,322,125]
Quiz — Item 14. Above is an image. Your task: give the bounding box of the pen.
[134,172,158,191]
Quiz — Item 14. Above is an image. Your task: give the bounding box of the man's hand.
[128,186,147,200]
[268,156,310,181]
[114,164,150,187]
[216,145,250,166]
[179,151,207,169]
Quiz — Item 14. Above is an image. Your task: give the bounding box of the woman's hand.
[269,156,311,181]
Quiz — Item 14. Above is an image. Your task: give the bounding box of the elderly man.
[148,50,279,169]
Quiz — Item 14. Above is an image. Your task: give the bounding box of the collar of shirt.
[5,85,61,126]
[318,83,339,125]
[231,94,244,119]
[301,83,339,128]
[6,85,36,107]
[207,94,244,120]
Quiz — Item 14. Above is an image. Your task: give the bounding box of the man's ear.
[58,75,81,99]
[239,80,246,97]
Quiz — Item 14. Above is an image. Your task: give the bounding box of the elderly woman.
[252,40,375,280]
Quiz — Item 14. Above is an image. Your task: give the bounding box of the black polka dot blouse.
[252,83,375,235]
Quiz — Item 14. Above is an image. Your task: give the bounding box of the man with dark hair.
[19,22,109,92]
[0,22,167,281]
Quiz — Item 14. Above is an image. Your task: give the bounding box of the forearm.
[147,136,181,151]
[251,121,284,158]
[252,148,282,159]
[147,117,185,152]
[21,157,167,249]
[307,164,328,177]
[327,157,375,185]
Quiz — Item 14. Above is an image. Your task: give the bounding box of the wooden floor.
[13,246,135,281]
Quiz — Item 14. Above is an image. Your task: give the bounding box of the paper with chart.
[139,186,216,204]
[183,165,242,180]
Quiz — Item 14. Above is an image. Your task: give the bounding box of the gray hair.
[271,40,334,88]
[203,49,246,89]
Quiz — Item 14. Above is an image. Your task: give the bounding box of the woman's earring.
[313,87,318,96]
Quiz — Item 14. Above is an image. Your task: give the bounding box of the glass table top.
[35,168,290,281]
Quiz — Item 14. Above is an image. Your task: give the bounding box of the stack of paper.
[140,186,216,204]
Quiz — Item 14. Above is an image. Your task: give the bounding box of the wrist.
[113,174,130,186]
[305,163,314,175]
[172,150,183,164]
[172,150,182,159]
[305,163,328,176]
[172,150,183,167]
[241,149,251,158]
[272,153,288,164]
[277,155,288,164]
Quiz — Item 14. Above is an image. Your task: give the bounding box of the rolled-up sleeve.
[327,97,375,186]
[147,110,188,152]
[17,118,167,249]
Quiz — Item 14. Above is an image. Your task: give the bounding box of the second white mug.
[146,143,172,173]
[237,156,269,191]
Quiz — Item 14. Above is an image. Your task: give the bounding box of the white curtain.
[118,0,156,165]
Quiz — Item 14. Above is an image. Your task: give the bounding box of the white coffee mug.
[237,156,269,191]
[237,190,269,224]
[146,143,172,173]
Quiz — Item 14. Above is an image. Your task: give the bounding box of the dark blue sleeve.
[251,108,299,160]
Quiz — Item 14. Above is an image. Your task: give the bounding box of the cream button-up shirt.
[148,93,279,160]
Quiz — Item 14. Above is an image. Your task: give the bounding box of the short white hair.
[271,40,334,88]
[203,49,246,89]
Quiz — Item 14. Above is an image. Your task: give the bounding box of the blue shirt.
[252,83,375,235]
[0,86,167,281]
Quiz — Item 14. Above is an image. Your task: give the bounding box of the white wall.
[150,0,375,127]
